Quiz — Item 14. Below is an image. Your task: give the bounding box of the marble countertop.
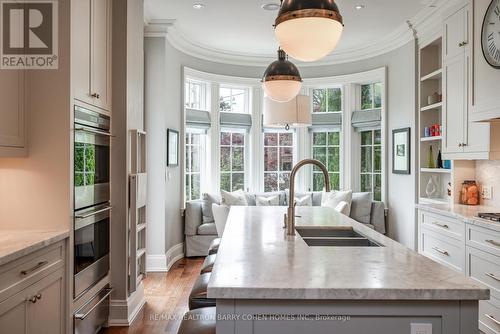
[208,206,489,300]
[416,202,500,232]
[0,229,70,266]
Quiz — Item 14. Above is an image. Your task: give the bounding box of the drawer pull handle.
[485,239,500,248]
[26,294,41,304]
[432,222,449,229]
[20,261,48,276]
[485,314,500,326]
[75,288,112,320]
[432,247,449,256]
[485,272,500,282]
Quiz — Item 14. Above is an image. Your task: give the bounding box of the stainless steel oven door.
[74,204,111,298]
[74,286,112,334]
[74,126,111,210]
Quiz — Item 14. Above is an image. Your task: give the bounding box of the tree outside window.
[220,131,245,192]
[264,132,294,192]
[360,130,382,201]
[185,131,202,201]
[219,87,247,113]
[361,83,382,110]
[312,88,342,113]
[312,131,341,191]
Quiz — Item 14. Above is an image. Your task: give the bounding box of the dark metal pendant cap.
[262,49,302,83]
[275,0,343,26]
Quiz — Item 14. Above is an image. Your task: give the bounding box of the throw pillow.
[221,189,248,206]
[350,192,372,224]
[295,195,312,206]
[212,204,230,237]
[335,201,350,215]
[255,195,280,206]
[201,193,221,223]
[321,190,353,214]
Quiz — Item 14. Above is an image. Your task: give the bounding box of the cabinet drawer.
[480,298,500,334]
[467,224,500,257]
[421,228,464,272]
[467,246,500,300]
[0,241,64,302]
[421,211,464,240]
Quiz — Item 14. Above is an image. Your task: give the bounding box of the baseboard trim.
[146,242,184,273]
[108,283,146,326]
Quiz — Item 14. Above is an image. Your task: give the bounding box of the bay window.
[220,130,246,192]
[185,79,207,110]
[185,131,202,201]
[360,130,382,201]
[312,87,342,113]
[263,132,294,192]
[312,131,341,191]
[219,86,248,113]
[361,82,382,110]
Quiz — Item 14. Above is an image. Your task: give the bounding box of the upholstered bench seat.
[208,238,220,255]
[177,307,216,334]
[200,254,216,274]
[189,273,216,310]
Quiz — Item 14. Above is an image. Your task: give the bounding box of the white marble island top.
[0,229,69,266]
[208,206,489,300]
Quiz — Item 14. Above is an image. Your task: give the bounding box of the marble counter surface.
[416,202,500,232]
[0,229,69,266]
[208,206,489,300]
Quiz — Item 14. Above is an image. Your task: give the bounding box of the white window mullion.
[210,83,220,193]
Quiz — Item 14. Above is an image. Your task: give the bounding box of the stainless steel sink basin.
[296,227,382,247]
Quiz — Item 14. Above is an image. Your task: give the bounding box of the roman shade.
[351,109,381,132]
[309,112,342,131]
[220,112,252,130]
[186,109,211,130]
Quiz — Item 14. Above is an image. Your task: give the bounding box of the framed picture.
[392,127,411,175]
[167,129,179,167]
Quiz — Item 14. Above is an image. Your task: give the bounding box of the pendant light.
[263,95,311,130]
[274,0,344,62]
[262,48,302,103]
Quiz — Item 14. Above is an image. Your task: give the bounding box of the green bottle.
[427,145,435,168]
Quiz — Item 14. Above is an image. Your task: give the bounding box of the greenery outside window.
[361,83,382,110]
[185,131,202,201]
[219,87,248,113]
[312,87,342,113]
[360,130,382,201]
[312,131,341,191]
[220,131,246,192]
[263,132,294,192]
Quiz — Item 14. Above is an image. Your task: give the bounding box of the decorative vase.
[427,146,435,168]
[426,177,437,198]
[437,150,443,168]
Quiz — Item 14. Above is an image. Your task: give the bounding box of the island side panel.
[216,299,478,334]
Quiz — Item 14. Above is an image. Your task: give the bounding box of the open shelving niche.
[129,129,147,294]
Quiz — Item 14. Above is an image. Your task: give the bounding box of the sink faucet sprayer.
[285,159,330,236]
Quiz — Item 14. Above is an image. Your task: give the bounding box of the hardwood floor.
[103,257,204,334]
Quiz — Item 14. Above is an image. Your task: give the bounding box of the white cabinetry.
[0,241,66,334]
[0,70,27,156]
[72,0,112,112]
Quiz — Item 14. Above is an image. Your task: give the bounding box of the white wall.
[145,36,418,259]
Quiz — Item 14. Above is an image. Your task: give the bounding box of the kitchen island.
[208,206,489,334]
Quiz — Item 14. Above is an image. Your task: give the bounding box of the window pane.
[264,133,278,146]
[313,147,327,171]
[232,89,245,113]
[264,173,278,192]
[185,174,191,200]
[328,147,340,172]
[279,133,293,146]
[232,173,245,191]
[361,84,373,110]
[185,132,191,145]
[191,146,200,172]
[279,173,290,191]
[191,133,200,146]
[328,88,342,112]
[280,147,293,171]
[220,132,231,145]
[374,146,382,173]
[361,131,372,145]
[328,132,340,146]
[264,147,278,171]
[312,89,326,113]
[361,147,372,173]
[374,130,381,145]
[361,174,372,193]
[313,132,326,146]
[191,174,200,200]
[232,133,244,145]
[331,173,340,190]
[232,147,244,171]
[220,147,231,171]
[374,83,382,108]
[374,174,382,201]
[220,173,231,192]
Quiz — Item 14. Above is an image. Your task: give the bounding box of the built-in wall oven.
[73,106,111,299]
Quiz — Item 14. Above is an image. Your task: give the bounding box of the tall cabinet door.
[90,0,112,111]
[443,53,466,154]
[444,6,467,59]
[72,0,92,106]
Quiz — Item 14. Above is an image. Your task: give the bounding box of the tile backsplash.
[476,160,500,207]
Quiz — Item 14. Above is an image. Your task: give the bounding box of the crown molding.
[152,0,459,67]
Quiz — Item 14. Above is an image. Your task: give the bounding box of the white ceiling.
[144,0,434,63]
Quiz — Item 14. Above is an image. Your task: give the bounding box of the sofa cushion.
[256,195,280,206]
[197,223,218,235]
[350,192,372,225]
[321,190,353,214]
[247,191,286,206]
[311,192,323,206]
[201,193,221,224]
[221,189,248,206]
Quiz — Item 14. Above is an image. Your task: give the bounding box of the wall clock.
[482,0,500,68]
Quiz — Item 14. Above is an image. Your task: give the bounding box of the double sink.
[296,227,382,247]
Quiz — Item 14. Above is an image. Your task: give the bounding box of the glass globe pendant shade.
[262,49,302,103]
[274,0,344,62]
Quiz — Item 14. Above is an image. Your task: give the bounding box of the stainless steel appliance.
[74,286,112,334]
[74,106,111,211]
[478,213,500,222]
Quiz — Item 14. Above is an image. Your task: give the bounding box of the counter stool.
[208,238,220,255]
[189,273,216,310]
[200,254,216,274]
[177,307,216,334]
